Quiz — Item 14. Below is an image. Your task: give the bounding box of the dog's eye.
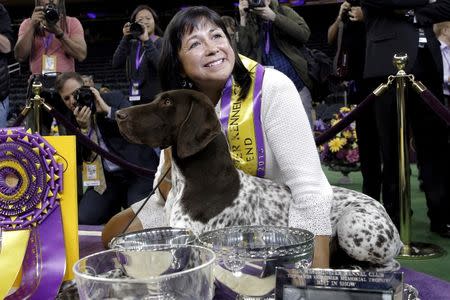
[162,98,172,106]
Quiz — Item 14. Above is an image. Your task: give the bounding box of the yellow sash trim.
[0,230,30,299]
[227,55,260,176]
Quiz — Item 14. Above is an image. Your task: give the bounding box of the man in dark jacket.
[55,72,159,225]
[362,0,450,237]
[237,0,314,127]
[0,4,13,128]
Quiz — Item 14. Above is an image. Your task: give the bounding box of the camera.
[341,0,361,23]
[43,3,59,25]
[129,22,144,39]
[73,86,96,113]
[248,0,265,8]
[348,0,360,5]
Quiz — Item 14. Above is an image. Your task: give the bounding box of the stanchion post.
[393,54,411,247]
[393,54,445,259]
[30,80,43,134]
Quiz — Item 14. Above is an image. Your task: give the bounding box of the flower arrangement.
[314,106,360,173]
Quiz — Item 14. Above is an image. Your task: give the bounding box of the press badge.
[129,81,141,101]
[42,55,57,74]
[82,160,101,187]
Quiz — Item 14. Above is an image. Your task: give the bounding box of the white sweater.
[132,68,333,236]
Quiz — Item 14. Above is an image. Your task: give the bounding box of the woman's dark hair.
[34,0,67,35]
[55,71,83,93]
[130,5,163,36]
[158,6,251,99]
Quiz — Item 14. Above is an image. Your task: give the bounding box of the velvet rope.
[10,108,29,128]
[315,92,378,146]
[47,106,156,177]
[417,89,450,126]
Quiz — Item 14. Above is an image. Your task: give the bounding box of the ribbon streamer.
[0,128,65,299]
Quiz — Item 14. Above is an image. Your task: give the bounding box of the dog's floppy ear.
[176,93,221,158]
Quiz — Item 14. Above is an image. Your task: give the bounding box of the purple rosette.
[0,128,66,300]
[0,128,63,230]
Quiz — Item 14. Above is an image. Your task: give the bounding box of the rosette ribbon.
[0,128,65,300]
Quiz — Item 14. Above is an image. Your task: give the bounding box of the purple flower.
[314,119,328,132]
[336,150,347,160]
[346,149,360,163]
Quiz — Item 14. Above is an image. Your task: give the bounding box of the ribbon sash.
[220,55,266,177]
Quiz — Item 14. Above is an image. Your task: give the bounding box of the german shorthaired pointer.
[116,89,402,270]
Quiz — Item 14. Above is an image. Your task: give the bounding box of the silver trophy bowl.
[73,244,216,300]
[197,225,314,299]
[109,227,196,250]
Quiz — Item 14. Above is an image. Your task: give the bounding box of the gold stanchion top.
[32,81,43,99]
[393,53,408,72]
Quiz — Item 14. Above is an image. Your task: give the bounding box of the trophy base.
[397,242,446,259]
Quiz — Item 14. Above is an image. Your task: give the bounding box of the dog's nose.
[116,110,128,120]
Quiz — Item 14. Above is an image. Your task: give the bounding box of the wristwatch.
[55,31,64,39]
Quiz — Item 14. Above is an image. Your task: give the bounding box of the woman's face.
[178,19,235,92]
[135,9,155,35]
[59,78,82,111]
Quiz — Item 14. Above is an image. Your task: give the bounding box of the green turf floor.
[325,164,450,282]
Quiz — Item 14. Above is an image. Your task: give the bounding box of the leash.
[121,166,171,234]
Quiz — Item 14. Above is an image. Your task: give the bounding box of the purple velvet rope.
[47,107,156,177]
[11,112,27,128]
[315,93,378,146]
[418,90,450,125]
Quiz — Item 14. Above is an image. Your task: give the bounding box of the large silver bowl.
[73,244,216,300]
[109,227,196,250]
[197,225,314,299]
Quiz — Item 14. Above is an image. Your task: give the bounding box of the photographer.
[112,5,163,104]
[55,72,158,225]
[237,0,314,127]
[0,4,13,128]
[327,2,382,202]
[15,0,86,73]
[14,0,86,134]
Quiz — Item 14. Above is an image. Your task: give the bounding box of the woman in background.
[112,5,163,104]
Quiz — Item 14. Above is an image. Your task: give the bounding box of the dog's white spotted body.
[167,164,402,269]
[169,169,289,234]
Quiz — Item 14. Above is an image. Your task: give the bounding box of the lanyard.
[43,34,54,54]
[135,42,146,70]
[263,22,271,55]
[442,46,450,69]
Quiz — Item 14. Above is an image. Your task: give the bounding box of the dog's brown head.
[116,89,221,158]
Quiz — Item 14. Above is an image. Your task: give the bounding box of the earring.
[181,79,193,89]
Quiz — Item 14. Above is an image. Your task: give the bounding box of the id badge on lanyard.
[82,160,101,187]
[129,81,141,101]
[42,34,57,74]
[129,42,145,102]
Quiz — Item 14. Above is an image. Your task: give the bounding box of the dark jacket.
[237,0,313,90]
[362,0,450,79]
[71,91,159,174]
[112,37,162,104]
[0,4,13,101]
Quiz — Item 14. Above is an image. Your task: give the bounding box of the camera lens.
[248,0,265,8]
[74,87,96,113]
[44,4,59,25]
[129,22,144,39]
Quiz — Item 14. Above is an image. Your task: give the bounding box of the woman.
[112,5,163,104]
[103,6,332,268]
